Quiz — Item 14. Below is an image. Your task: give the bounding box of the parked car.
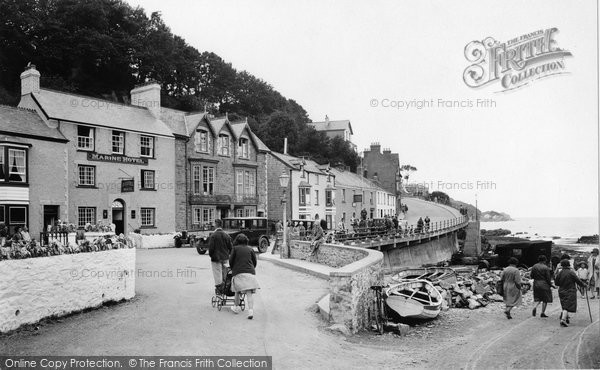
[195,217,271,255]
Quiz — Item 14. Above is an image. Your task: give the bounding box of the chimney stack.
[20,64,40,95]
[131,81,161,117]
[370,142,381,153]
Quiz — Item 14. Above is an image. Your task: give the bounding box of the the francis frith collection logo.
[463,28,572,91]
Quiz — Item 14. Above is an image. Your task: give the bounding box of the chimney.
[283,137,288,155]
[131,81,161,117]
[383,148,391,155]
[20,64,40,95]
[370,142,381,153]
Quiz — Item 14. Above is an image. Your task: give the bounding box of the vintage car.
[195,217,271,255]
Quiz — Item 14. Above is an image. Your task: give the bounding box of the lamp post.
[279,170,290,259]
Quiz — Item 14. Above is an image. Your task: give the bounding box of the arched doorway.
[111,199,126,235]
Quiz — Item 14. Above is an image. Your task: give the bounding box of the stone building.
[267,152,336,229]
[0,105,69,238]
[361,142,401,213]
[307,116,356,151]
[329,167,396,229]
[162,110,270,232]
[17,66,177,234]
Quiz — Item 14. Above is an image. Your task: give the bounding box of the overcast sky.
[127,0,598,218]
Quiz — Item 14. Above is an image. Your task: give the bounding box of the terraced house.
[163,111,269,232]
[17,66,177,234]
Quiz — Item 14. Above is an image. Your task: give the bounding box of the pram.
[211,268,246,311]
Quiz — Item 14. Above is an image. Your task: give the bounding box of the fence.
[286,215,469,244]
[39,231,69,246]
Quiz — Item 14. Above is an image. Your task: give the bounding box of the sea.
[482,217,599,252]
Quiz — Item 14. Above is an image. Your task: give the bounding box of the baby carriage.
[211,268,245,311]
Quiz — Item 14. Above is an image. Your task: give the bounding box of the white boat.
[389,267,457,285]
[385,279,443,320]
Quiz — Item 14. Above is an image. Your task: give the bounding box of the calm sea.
[482,217,599,251]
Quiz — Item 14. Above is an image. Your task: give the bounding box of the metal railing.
[325,215,469,244]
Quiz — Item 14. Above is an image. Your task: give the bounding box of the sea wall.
[383,232,458,273]
[288,240,383,333]
[0,248,136,333]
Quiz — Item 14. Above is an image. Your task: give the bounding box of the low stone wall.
[128,233,175,249]
[287,239,366,268]
[288,240,383,333]
[0,248,136,333]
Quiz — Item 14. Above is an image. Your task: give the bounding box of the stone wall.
[287,239,365,268]
[288,240,383,333]
[0,248,136,333]
[128,233,175,249]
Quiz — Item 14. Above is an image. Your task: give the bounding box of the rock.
[489,293,504,302]
[327,324,351,336]
[468,298,481,309]
[398,323,410,336]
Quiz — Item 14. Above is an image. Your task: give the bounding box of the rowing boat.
[385,279,443,319]
[389,267,457,285]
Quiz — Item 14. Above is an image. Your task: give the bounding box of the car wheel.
[258,237,269,253]
[196,246,207,255]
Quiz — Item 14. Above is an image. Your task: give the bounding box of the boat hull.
[385,280,443,320]
[390,267,457,285]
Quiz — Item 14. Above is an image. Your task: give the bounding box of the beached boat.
[389,267,457,285]
[385,280,443,319]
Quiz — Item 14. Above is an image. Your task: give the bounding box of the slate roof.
[160,108,207,137]
[31,89,173,137]
[308,119,353,135]
[270,152,327,174]
[0,105,68,142]
[329,167,384,191]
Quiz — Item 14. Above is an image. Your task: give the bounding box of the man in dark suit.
[208,219,233,294]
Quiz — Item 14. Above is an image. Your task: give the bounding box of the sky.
[127,0,599,218]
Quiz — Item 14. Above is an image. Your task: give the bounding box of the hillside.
[0,0,359,170]
[479,211,513,222]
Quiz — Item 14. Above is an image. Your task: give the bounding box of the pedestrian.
[208,219,233,295]
[555,259,587,327]
[20,226,31,242]
[586,248,600,299]
[308,219,326,258]
[416,217,424,234]
[229,234,260,319]
[500,257,522,319]
[0,222,7,247]
[576,263,589,298]
[271,220,283,255]
[531,255,553,318]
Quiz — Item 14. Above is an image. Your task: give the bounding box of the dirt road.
[1,249,598,369]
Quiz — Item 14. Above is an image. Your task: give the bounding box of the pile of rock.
[436,269,531,310]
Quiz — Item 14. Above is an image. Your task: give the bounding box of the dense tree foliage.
[0,0,359,170]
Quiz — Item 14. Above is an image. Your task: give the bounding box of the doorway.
[43,205,59,232]
[111,199,125,235]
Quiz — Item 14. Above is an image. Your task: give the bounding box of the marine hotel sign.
[463,28,572,91]
[87,153,148,165]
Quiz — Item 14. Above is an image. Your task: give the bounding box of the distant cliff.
[480,211,513,222]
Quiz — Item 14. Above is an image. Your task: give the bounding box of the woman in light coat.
[500,257,522,319]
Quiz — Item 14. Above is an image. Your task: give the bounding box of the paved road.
[402,197,462,224]
[2,249,598,369]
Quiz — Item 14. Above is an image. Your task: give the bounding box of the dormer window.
[195,130,210,153]
[219,134,230,156]
[238,138,249,158]
[77,126,94,151]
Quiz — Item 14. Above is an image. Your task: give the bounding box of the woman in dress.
[555,259,587,327]
[530,255,553,318]
[229,234,260,320]
[500,257,522,319]
[586,248,599,299]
